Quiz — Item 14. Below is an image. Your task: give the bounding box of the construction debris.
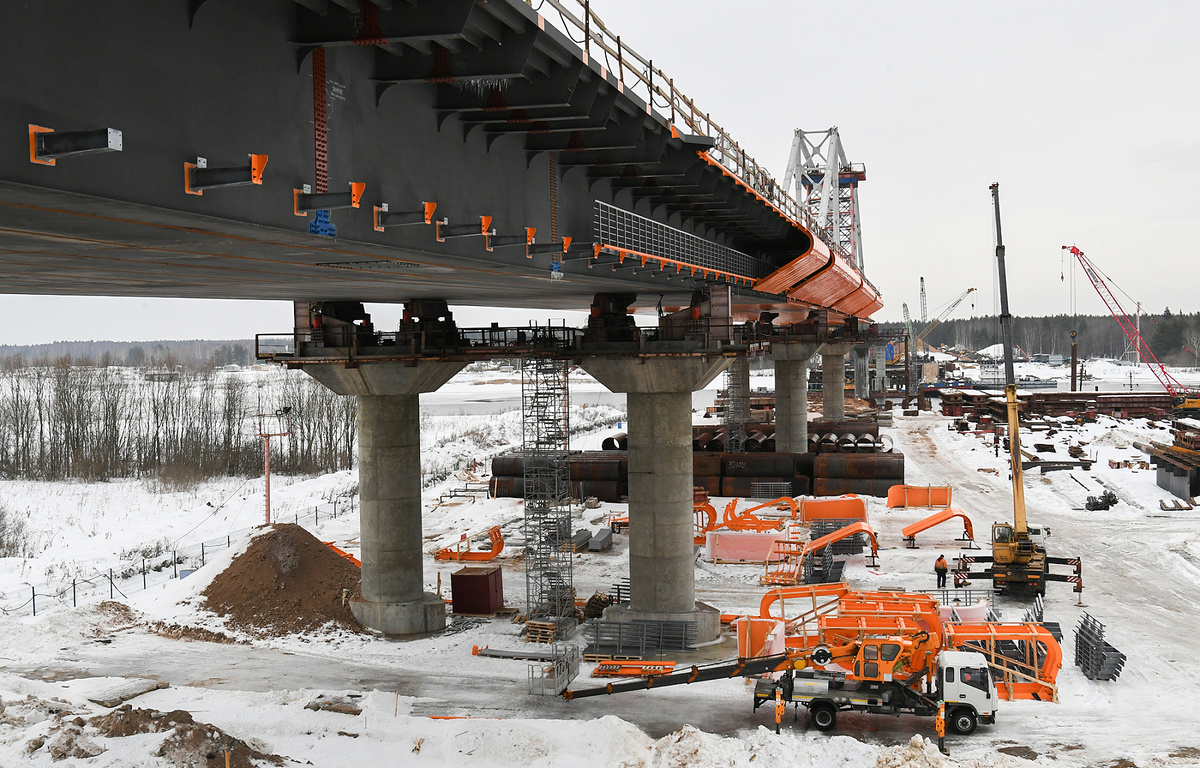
[1085,490,1119,511]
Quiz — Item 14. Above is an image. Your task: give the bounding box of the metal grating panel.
[593,201,769,279]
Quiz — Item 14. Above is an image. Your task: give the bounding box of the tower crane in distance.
[1062,245,1200,414]
[914,287,977,355]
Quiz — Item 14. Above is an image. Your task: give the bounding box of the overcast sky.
[4,1,1197,345]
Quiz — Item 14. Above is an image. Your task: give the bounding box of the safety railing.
[527,0,861,272]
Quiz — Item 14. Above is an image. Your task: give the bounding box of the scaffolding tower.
[521,353,574,627]
[722,355,749,453]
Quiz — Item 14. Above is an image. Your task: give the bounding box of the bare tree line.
[0,357,356,483]
[890,311,1200,365]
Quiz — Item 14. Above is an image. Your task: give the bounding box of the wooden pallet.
[524,620,558,644]
[591,662,676,678]
[582,653,641,663]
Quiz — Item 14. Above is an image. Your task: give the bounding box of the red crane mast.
[1062,245,1195,399]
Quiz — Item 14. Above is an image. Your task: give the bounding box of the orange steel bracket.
[184,162,202,196]
[423,201,437,224]
[435,526,505,562]
[250,154,268,184]
[28,125,55,165]
[372,205,385,232]
[293,189,306,216]
[349,182,365,208]
[436,219,446,242]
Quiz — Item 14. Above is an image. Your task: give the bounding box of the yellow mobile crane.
[956,185,1083,597]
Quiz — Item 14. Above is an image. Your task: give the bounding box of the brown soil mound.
[89,705,283,768]
[201,523,363,637]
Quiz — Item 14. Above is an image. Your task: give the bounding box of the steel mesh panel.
[593,201,768,279]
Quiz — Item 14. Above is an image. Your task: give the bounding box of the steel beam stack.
[521,354,575,629]
[1074,612,1126,681]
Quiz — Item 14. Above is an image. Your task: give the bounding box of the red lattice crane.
[1062,245,1198,402]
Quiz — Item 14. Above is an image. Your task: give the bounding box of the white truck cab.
[938,650,998,734]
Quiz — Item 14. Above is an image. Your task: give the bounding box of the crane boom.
[1062,245,1195,399]
[990,183,1027,536]
[915,287,977,349]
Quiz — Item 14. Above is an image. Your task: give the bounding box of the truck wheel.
[810,702,837,731]
[949,708,977,735]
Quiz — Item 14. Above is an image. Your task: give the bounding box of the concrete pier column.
[303,361,466,635]
[579,355,729,643]
[875,347,887,400]
[853,345,870,399]
[771,341,818,454]
[818,343,854,420]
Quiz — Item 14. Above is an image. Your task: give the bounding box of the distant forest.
[881,311,1200,365]
[0,339,253,368]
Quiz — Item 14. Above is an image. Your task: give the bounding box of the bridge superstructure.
[0,0,888,640]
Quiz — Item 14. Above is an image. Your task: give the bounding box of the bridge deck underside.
[0,0,881,321]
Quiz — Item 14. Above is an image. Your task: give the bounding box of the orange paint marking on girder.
[593,243,753,286]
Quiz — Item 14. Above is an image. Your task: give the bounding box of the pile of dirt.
[201,523,364,637]
[89,705,283,768]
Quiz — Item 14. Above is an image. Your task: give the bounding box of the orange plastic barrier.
[887,485,953,509]
[434,526,504,561]
[900,507,975,545]
[944,623,1062,702]
[795,495,866,522]
[324,541,361,568]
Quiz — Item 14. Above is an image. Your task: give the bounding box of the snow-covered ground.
[2,361,1200,766]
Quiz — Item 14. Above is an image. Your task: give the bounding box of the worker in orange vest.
[935,555,949,588]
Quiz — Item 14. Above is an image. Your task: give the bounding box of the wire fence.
[0,497,358,619]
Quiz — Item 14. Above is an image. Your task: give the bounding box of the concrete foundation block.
[350,592,446,636]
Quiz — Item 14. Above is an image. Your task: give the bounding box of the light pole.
[255,407,291,525]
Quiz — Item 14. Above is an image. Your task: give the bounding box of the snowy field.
[2,360,1200,766]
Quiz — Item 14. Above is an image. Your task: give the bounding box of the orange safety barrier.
[608,512,629,532]
[324,541,361,568]
[795,495,866,522]
[434,526,504,562]
[887,485,953,509]
[901,507,975,545]
[591,661,677,678]
[944,623,1062,702]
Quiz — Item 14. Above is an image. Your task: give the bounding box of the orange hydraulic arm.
[434,526,504,561]
[901,507,975,544]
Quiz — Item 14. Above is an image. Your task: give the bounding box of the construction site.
[1,1,1199,767]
